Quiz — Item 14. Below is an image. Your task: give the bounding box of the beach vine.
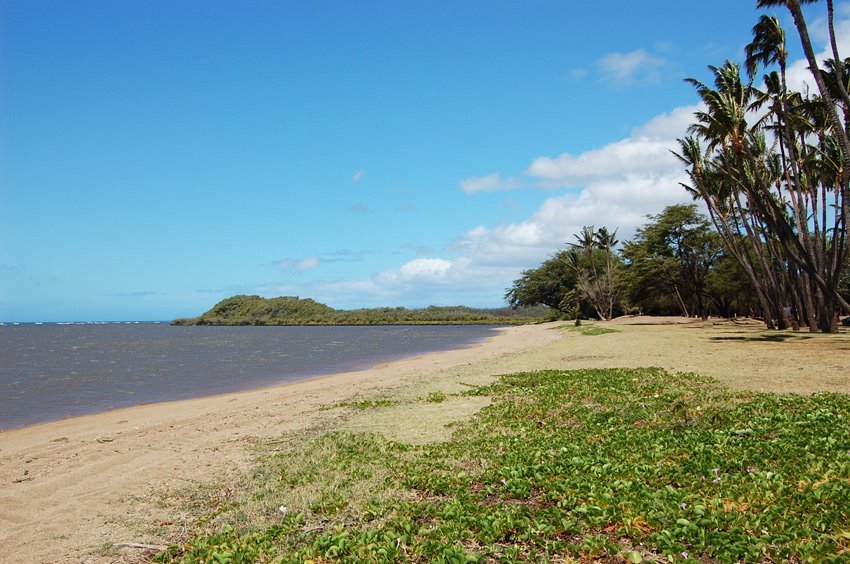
[158,367,850,562]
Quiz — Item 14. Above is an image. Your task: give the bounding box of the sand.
[1,318,848,562]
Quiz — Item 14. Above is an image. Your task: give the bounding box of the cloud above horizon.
[300,103,698,308]
[254,9,849,310]
[598,49,669,87]
[459,173,522,195]
[278,257,320,271]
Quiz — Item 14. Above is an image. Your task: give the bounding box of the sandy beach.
[1,318,848,562]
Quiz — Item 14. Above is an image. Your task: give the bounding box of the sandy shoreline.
[1,318,847,562]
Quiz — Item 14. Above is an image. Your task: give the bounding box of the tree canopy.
[173,295,548,326]
[621,205,722,319]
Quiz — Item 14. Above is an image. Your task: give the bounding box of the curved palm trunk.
[701,196,778,329]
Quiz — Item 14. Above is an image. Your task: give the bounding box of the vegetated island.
[171,295,549,326]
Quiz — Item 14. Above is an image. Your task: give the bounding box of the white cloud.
[452,172,688,266]
[297,258,320,270]
[287,106,697,308]
[598,49,668,86]
[379,258,453,285]
[808,3,850,47]
[632,104,699,139]
[459,173,522,194]
[438,106,698,296]
[460,104,695,193]
[278,258,320,271]
[526,137,681,188]
[309,256,518,308]
[350,170,364,183]
[254,10,850,310]
[568,67,588,82]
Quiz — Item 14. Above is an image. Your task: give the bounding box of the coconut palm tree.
[756,0,850,186]
[566,227,621,321]
[677,5,850,330]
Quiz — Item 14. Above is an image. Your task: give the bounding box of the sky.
[1,1,848,322]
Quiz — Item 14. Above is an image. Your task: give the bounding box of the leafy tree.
[704,253,760,318]
[174,296,547,325]
[621,205,722,319]
[505,249,578,316]
[506,227,623,321]
[566,227,622,321]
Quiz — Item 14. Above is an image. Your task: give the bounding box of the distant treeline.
[172,295,550,326]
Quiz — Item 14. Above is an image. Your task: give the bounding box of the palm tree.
[567,226,620,321]
[677,6,850,331]
[674,135,782,328]
[746,15,787,83]
[756,0,850,187]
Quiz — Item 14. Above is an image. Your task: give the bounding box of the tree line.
[173,295,549,326]
[507,205,750,320]
[508,0,850,332]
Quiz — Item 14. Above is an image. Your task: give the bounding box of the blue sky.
[1,1,847,321]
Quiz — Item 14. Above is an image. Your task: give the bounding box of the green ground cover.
[565,325,622,337]
[159,368,850,562]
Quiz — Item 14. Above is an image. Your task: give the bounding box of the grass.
[425,391,448,403]
[327,398,398,410]
[157,368,850,562]
[562,324,623,336]
[575,326,622,336]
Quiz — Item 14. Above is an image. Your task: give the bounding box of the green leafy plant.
[425,391,447,403]
[564,325,622,336]
[160,368,850,562]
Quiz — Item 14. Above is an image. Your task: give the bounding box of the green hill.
[172,295,548,326]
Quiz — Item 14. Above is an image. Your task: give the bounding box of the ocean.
[0,323,501,431]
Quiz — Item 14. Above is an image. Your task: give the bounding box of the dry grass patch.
[340,395,492,444]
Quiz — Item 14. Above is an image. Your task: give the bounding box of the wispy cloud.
[567,67,588,82]
[459,173,523,195]
[597,49,668,87]
[348,203,369,213]
[654,40,675,53]
[397,243,435,257]
[278,258,320,271]
[309,97,705,308]
[321,248,371,262]
[350,170,364,183]
[238,12,849,310]
[784,13,850,94]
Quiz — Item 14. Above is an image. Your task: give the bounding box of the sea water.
[0,323,501,431]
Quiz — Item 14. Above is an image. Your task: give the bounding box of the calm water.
[0,323,501,431]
